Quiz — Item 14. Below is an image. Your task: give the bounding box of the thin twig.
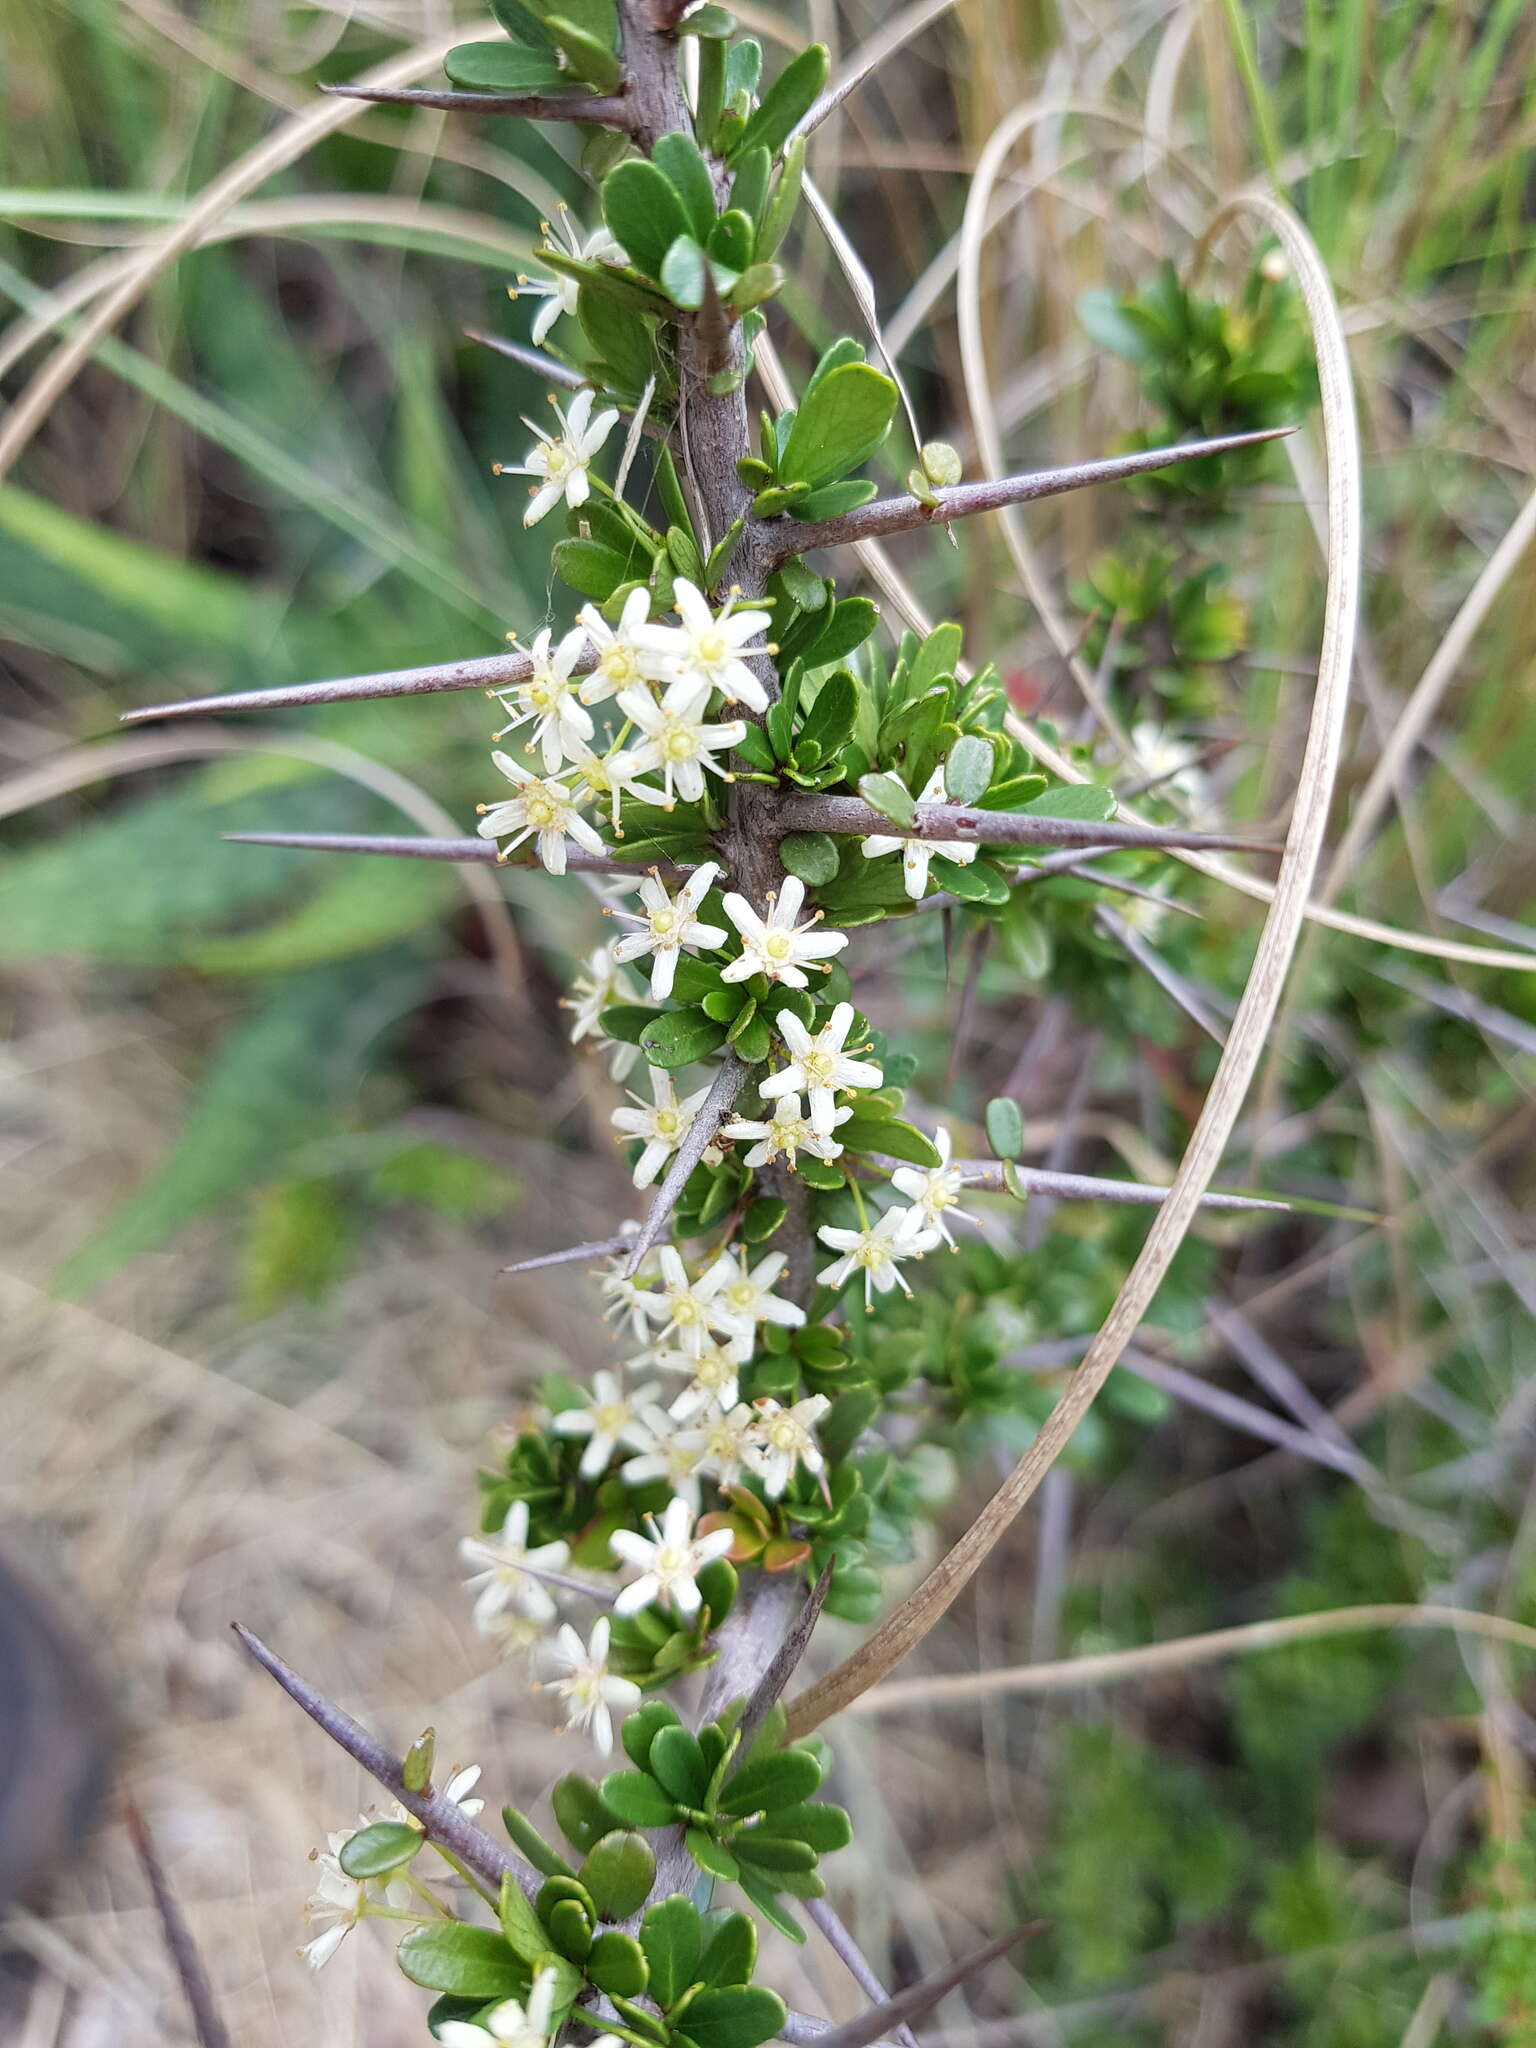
[800,1924,1043,2048]
[232,1624,533,1897]
[502,1231,637,1275]
[732,1561,834,1761]
[1094,905,1230,1045]
[846,1604,1536,1713]
[806,1898,922,2048]
[761,427,1293,560]
[124,1799,232,2048]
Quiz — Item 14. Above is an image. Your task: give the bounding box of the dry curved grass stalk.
[0,17,494,480]
[785,188,1362,1738]
[848,1603,1536,1713]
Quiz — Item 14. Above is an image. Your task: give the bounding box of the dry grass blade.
[802,1923,1043,2048]
[0,730,525,1003]
[123,1799,231,2048]
[232,1625,532,1897]
[786,189,1362,1739]
[624,1054,748,1275]
[121,648,539,723]
[0,20,490,480]
[793,0,960,141]
[1320,482,1536,905]
[849,1604,1536,1713]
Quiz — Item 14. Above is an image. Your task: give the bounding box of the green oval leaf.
[653,133,717,239]
[397,1923,528,1998]
[1020,783,1117,821]
[731,43,828,161]
[580,1831,658,1920]
[776,830,839,886]
[944,733,994,806]
[599,1770,682,1829]
[552,1772,624,1856]
[337,1820,421,1880]
[718,1746,822,1816]
[641,1894,703,2009]
[547,1896,594,1963]
[857,769,916,830]
[649,1727,711,1806]
[687,1827,741,1881]
[499,1874,548,1964]
[621,1699,682,1771]
[698,1910,758,1989]
[732,1830,818,1873]
[838,1114,941,1167]
[780,363,898,490]
[985,1095,1024,1161]
[679,1984,789,2048]
[442,41,568,90]
[638,1008,730,1070]
[588,1929,651,1998]
[603,159,694,281]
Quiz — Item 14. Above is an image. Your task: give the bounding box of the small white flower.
[460,1500,572,1633]
[745,1394,831,1499]
[611,1068,713,1189]
[654,1338,743,1420]
[611,861,726,1001]
[694,1248,806,1346]
[722,1090,850,1170]
[563,736,667,833]
[438,1966,615,2048]
[618,676,745,808]
[523,208,627,346]
[1129,720,1213,822]
[758,1002,883,1136]
[888,1126,977,1248]
[860,767,977,900]
[498,387,620,527]
[816,1206,942,1310]
[601,1249,662,1344]
[639,1244,725,1356]
[720,876,848,989]
[642,579,774,712]
[610,1496,734,1618]
[566,941,643,1079]
[540,1616,641,1757]
[620,1403,712,1510]
[579,587,677,706]
[301,1828,414,1970]
[492,626,594,774]
[477,752,605,876]
[552,1367,659,1478]
[696,1402,757,1487]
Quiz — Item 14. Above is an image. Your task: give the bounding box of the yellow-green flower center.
[765,932,793,961]
[695,628,729,666]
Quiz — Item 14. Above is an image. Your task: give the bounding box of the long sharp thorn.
[1095,905,1230,1045]
[776,794,1277,856]
[231,1624,533,1897]
[765,425,1296,559]
[502,1231,636,1276]
[222,830,695,882]
[804,1898,921,2048]
[121,648,547,723]
[318,81,636,128]
[732,1561,834,1761]
[805,1923,1046,2048]
[124,1799,232,2048]
[624,1054,747,1277]
[949,1160,1291,1214]
[465,329,587,389]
